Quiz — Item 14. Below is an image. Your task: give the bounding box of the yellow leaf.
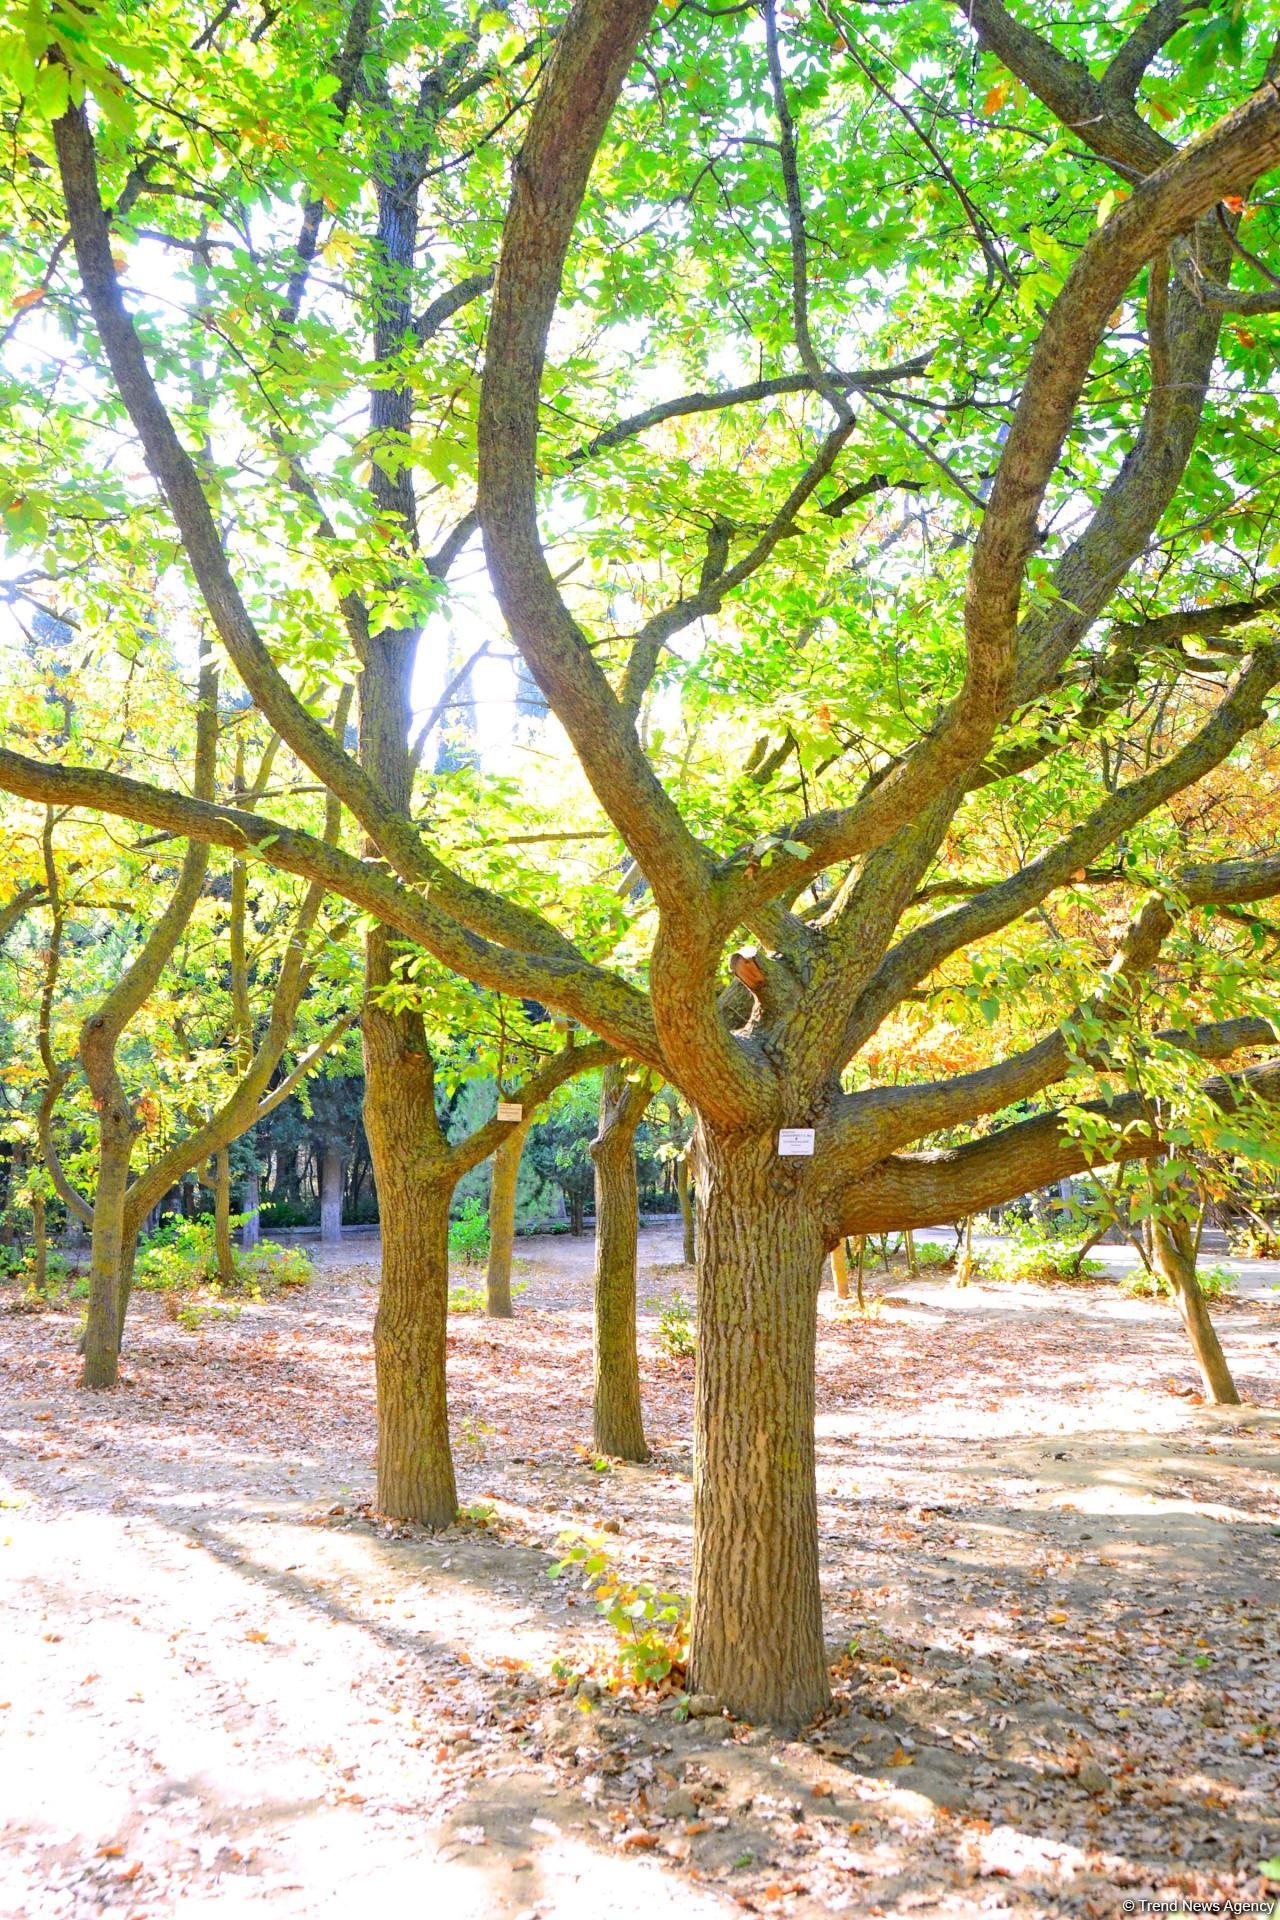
[983,79,1009,115]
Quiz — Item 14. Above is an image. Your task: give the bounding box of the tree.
[4,0,1280,1721]
[590,1063,654,1461]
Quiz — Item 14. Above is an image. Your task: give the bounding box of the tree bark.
[31,1189,47,1292]
[590,1067,653,1461]
[241,1166,261,1250]
[689,1128,829,1726]
[320,1142,344,1243]
[82,1121,133,1388]
[371,1155,458,1525]
[1151,1217,1241,1404]
[829,1236,851,1299]
[364,927,458,1528]
[677,1148,695,1264]
[213,1149,236,1286]
[486,1116,531,1317]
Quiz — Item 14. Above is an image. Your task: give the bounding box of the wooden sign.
[497,1102,524,1122]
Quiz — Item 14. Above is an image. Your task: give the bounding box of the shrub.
[136,1219,313,1313]
[1123,1262,1236,1302]
[913,1240,954,1270]
[136,1217,221,1292]
[653,1291,696,1359]
[1228,1224,1280,1259]
[550,1534,688,1691]
[448,1196,490,1265]
[236,1242,314,1291]
[979,1221,1104,1286]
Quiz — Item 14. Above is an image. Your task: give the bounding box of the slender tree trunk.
[213,1149,235,1285]
[830,1236,850,1299]
[320,1143,344,1244]
[486,1117,532,1317]
[855,1234,866,1310]
[1151,1217,1241,1405]
[677,1149,695,1265]
[31,1189,47,1291]
[241,1166,261,1250]
[82,1122,132,1389]
[904,1227,918,1277]
[569,1189,585,1235]
[591,1068,652,1461]
[689,1128,829,1726]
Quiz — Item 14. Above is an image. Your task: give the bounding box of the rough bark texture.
[82,1123,132,1389]
[1151,1217,1241,1404]
[320,1143,344,1244]
[829,1236,851,1299]
[689,1128,829,1726]
[486,1117,531,1317]
[31,1189,47,1292]
[677,1151,695,1265]
[364,932,458,1528]
[590,1068,653,1461]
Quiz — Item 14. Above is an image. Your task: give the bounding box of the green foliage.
[447,1195,490,1265]
[979,1220,1105,1287]
[913,1240,954,1270]
[238,1242,314,1291]
[135,1217,224,1292]
[653,1291,696,1359]
[1229,1224,1280,1259]
[549,1534,688,1692]
[136,1218,313,1303]
[1123,1263,1236,1302]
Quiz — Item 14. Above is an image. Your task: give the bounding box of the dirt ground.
[1,1221,1279,1919]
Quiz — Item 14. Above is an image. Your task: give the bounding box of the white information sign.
[777,1127,816,1157]
[497,1102,524,1122]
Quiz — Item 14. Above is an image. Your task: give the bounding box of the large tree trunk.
[82,1122,132,1389]
[370,1152,458,1525]
[364,929,458,1528]
[319,1142,344,1244]
[677,1148,695,1265]
[241,1166,261,1250]
[590,1068,653,1461]
[213,1149,235,1286]
[1151,1217,1241,1405]
[689,1128,829,1726]
[486,1117,531,1317]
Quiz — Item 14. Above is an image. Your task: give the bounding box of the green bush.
[653,1291,696,1359]
[979,1221,1104,1286]
[913,1240,954,1269]
[1123,1262,1236,1302]
[550,1534,688,1691]
[448,1196,490,1265]
[137,1219,313,1302]
[1228,1224,1280,1259]
[237,1242,314,1291]
[136,1217,221,1291]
